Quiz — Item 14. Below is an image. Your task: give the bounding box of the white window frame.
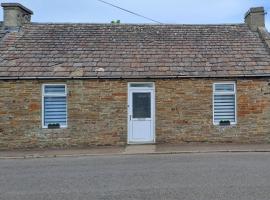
[42,84,68,129]
[213,82,237,125]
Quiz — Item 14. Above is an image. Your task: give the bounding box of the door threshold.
[127,142,155,145]
[124,144,156,154]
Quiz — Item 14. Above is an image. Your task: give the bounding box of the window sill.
[213,124,237,127]
[42,126,68,129]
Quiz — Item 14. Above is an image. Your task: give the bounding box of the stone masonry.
[0,78,270,150]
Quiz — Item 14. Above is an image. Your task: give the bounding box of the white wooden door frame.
[127,83,155,144]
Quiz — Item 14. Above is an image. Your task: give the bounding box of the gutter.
[1,74,270,80]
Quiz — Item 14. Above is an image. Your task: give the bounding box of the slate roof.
[0,32,5,41]
[0,22,6,41]
[0,23,270,79]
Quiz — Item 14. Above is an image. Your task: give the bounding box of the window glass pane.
[214,94,235,123]
[133,92,151,118]
[45,85,66,94]
[215,84,234,92]
[130,83,153,88]
[44,96,67,126]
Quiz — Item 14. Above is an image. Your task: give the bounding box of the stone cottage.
[0,3,270,149]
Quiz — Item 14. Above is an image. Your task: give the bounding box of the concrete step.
[124,145,156,154]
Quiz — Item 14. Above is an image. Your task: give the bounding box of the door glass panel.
[133,92,151,118]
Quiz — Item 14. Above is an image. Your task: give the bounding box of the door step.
[124,145,156,154]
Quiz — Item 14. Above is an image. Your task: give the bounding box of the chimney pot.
[1,3,33,31]
[245,7,265,31]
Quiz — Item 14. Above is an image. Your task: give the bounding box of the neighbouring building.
[0,3,270,149]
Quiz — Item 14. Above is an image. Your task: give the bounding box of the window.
[42,84,67,128]
[129,83,154,88]
[213,82,236,125]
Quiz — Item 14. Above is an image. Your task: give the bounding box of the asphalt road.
[0,152,270,200]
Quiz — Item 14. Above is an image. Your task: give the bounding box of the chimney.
[244,7,265,31]
[1,3,33,30]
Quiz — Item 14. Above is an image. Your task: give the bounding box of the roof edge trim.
[1,74,270,80]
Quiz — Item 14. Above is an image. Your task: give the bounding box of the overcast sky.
[1,0,270,29]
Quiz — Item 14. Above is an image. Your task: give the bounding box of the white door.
[128,83,155,144]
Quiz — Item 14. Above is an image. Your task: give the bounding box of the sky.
[0,0,269,30]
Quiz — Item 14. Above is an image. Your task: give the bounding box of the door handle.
[130,115,132,120]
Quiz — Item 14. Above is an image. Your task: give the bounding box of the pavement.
[1,143,270,159]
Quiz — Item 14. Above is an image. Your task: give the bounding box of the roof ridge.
[27,22,247,26]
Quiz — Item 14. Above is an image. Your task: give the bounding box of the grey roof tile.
[0,23,270,78]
